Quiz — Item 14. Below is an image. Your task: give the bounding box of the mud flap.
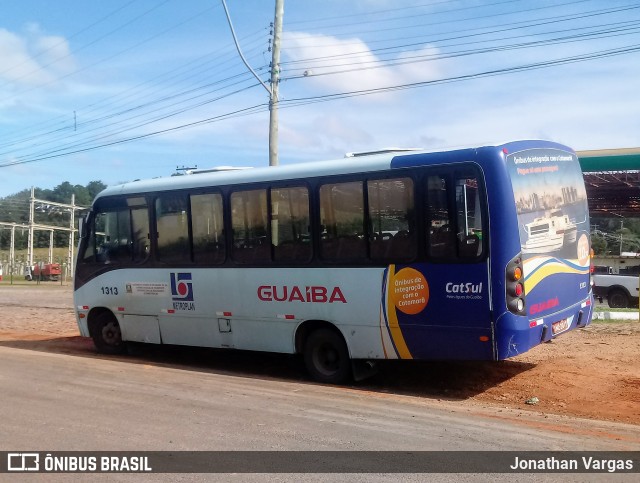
[351,359,378,382]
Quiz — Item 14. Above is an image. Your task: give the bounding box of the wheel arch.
[87,307,117,337]
[607,285,632,298]
[294,319,349,356]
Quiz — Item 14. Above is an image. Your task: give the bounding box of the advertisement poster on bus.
[505,148,591,312]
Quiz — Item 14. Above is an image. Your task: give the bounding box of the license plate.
[552,318,569,335]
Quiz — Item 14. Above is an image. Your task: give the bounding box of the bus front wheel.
[303,329,351,384]
[90,312,125,354]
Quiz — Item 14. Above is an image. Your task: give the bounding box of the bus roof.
[95,140,572,200]
[98,151,399,199]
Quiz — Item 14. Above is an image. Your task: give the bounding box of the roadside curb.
[593,311,639,321]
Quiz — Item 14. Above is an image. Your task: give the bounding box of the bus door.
[380,169,493,361]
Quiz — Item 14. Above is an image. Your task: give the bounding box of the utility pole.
[221,0,284,166]
[620,218,623,255]
[69,194,76,275]
[28,187,35,268]
[269,0,284,166]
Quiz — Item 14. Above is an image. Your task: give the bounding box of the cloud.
[282,31,443,99]
[0,25,74,87]
[0,28,47,85]
[278,112,373,155]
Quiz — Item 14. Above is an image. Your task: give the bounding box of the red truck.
[25,262,61,281]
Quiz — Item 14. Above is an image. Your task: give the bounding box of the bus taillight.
[506,254,526,314]
[514,283,523,297]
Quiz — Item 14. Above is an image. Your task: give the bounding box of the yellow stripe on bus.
[386,265,413,360]
[525,261,588,293]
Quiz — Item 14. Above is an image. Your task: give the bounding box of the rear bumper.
[495,292,594,359]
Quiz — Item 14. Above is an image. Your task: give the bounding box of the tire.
[303,328,351,384]
[608,289,629,309]
[90,312,126,354]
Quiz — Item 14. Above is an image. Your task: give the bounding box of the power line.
[279,43,640,107]
[0,102,267,168]
[281,3,640,65]
[288,0,596,38]
[286,0,528,29]
[281,22,640,79]
[0,0,142,79]
[2,81,263,165]
[2,1,639,171]
[3,38,640,169]
[0,32,267,153]
[285,0,468,26]
[0,0,175,103]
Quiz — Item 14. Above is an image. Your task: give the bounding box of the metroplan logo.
[170,273,194,301]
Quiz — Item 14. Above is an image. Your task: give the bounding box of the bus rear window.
[455,176,483,258]
[426,170,484,261]
[368,177,416,261]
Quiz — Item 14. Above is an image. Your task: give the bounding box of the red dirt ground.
[1,284,638,425]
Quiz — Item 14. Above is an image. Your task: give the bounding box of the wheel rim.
[610,292,626,308]
[313,342,341,376]
[101,321,121,346]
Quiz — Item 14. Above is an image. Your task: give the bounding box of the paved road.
[1,344,638,482]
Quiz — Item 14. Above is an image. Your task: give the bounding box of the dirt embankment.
[1,284,638,425]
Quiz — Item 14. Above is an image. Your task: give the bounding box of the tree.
[590,234,607,255]
[0,180,108,250]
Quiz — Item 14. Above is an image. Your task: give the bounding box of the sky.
[1,0,639,199]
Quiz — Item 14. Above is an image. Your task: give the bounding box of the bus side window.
[455,175,483,258]
[155,194,189,264]
[82,213,100,262]
[368,177,416,261]
[231,189,269,264]
[87,198,145,265]
[131,205,150,263]
[271,186,311,262]
[319,181,366,260]
[426,175,454,259]
[92,209,132,264]
[191,193,225,265]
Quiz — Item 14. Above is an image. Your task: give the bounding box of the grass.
[594,307,639,312]
[1,247,73,284]
[591,318,638,324]
[0,280,72,287]
[0,247,72,263]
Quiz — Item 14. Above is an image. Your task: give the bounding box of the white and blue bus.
[74,140,594,383]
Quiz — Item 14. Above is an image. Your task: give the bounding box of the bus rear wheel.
[90,312,125,354]
[303,328,351,384]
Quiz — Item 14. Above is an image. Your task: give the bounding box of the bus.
[74,140,594,383]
